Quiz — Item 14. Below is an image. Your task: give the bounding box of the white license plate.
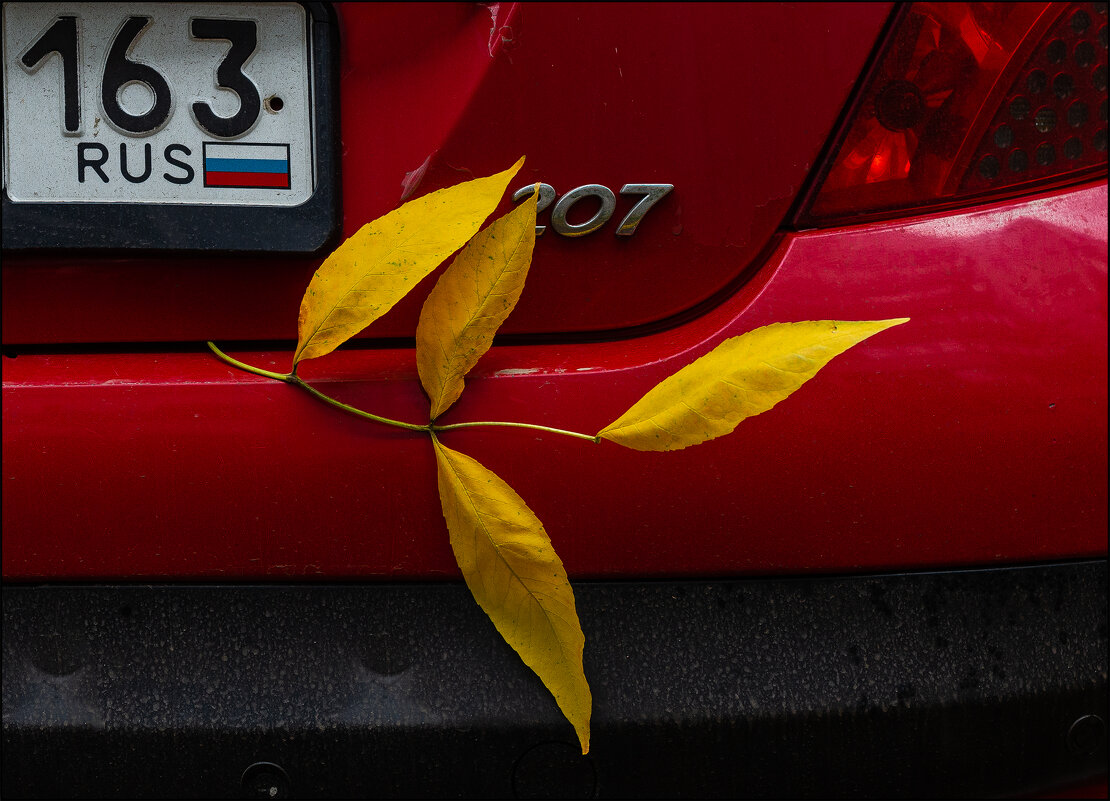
[3,1,315,207]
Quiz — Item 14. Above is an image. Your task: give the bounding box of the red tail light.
[797,2,1108,226]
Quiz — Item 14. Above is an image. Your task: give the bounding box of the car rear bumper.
[3,559,1106,798]
[3,182,1107,581]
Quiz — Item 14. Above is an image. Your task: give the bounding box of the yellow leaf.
[432,438,591,754]
[292,157,525,366]
[598,318,910,451]
[416,188,538,418]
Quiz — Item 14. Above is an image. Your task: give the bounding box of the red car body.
[3,3,1106,797]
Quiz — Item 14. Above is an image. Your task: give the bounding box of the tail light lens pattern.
[800,2,1108,225]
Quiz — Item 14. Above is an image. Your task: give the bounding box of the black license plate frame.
[1,2,340,255]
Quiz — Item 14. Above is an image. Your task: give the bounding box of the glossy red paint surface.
[1,2,890,344]
[4,181,1105,580]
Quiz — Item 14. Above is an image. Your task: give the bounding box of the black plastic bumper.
[3,560,1107,798]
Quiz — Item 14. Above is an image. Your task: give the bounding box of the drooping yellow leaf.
[432,438,591,754]
[292,157,525,366]
[598,318,910,451]
[416,188,538,418]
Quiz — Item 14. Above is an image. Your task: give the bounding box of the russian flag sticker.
[203,142,291,189]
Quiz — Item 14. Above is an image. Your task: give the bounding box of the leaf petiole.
[432,420,600,443]
[206,341,429,433]
[206,341,294,383]
[289,375,429,432]
[207,342,600,441]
